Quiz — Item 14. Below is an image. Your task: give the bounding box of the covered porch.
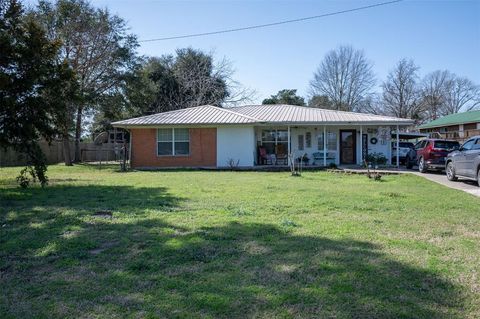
[254,124,402,167]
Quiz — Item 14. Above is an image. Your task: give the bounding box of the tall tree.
[307,95,333,108]
[381,59,422,120]
[420,70,452,121]
[442,76,480,114]
[33,0,138,162]
[309,45,375,111]
[262,89,305,106]
[0,0,76,186]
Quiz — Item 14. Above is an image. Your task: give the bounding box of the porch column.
[359,125,363,165]
[323,126,327,167]
[396,125,400,168]
[287,125,291,165]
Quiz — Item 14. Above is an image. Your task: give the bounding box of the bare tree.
[309,45,375,111]
[442,76,480,114]
[420,70,452,120]
[356,93,385,115]
[382,59,422,120]
[420,71,480,120]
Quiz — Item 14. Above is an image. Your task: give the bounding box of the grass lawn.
[1,164,479,318]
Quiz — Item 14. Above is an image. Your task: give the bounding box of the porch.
[254,125,401,167]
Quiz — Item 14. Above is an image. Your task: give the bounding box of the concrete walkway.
[412,171,480,197]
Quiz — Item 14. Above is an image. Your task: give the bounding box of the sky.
[27,0,480,103]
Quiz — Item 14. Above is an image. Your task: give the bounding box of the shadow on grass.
[0,184,181,213]
[1,214,465,318]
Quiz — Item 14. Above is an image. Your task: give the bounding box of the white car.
[391,142,415,165]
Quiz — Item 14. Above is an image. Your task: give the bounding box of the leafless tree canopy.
[309,46,375,111]
[420,70,480,118]
[420,70,453,120]
[381,59,422,120]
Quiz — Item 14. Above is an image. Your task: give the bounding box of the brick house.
[112,104,413,169]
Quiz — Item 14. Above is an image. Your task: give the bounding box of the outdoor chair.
[258,147,270,165]
[275,144,288,165]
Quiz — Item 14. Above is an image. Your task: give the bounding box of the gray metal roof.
[111,105,260,126]
[231,104,413,125]
[112,104,413,127]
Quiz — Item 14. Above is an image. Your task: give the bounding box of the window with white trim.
[157,128,190,156]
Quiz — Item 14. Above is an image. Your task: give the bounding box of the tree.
[309,45,375,111]
[33,0,138,162]
[262,89,305,106]
[307,95,333,108]
[381,59,422,120]
[443,76,480,114]
[420,71,480,118]
[0,0,76,186]
[355,94,385,115]
[419,70,452,121]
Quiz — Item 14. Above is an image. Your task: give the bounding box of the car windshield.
[433,141,460,150]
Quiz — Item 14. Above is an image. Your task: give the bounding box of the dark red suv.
[406,139,460,173]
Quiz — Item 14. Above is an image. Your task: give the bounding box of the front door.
[340,130,356,165]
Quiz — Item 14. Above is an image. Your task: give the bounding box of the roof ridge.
[230,104,410,120]
[208,105,263,122]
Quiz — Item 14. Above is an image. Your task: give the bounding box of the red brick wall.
[130,128,217,168]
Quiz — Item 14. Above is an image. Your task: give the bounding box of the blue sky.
[29,0,480,103]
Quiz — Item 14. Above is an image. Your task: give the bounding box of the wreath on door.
[370,137,378,145]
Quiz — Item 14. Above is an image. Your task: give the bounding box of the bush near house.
[1,165,479,318]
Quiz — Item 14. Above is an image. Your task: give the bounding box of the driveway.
[413,171,480,197]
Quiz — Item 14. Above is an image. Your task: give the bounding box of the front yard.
[1,165,479,318]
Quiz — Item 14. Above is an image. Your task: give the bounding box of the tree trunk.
[74,105,82,162]
[63,134,73,166]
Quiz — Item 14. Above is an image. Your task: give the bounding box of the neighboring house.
[112,104,413,169]
[418,110,480,142]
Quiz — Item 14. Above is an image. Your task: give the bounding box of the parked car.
[445,136,480,185]
[405,139,460,172]
[391,141,415,165]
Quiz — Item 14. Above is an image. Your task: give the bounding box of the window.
[318,132,337,151]
[473,139,480,150]
[461,139,475,151]
[305,132,312,148]
[298,135,304,151]
[261,129,288,154]
[157,128,190,156]
[318,133,325,151]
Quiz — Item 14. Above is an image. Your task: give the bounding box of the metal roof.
[230,104,413,125]
[417,110,480,129]
[112,104,413,127]
[111,105,260,126]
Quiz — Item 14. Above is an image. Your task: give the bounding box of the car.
[445,136,480,185]
[391,141,415,166]
[405,139,460,172]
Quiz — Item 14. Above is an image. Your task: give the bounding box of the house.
[111,104,413,169]
[418,110,480,142]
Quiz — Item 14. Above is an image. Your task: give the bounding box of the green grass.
[1,164,479,318]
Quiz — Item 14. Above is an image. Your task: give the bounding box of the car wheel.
[418,157,427,173]
[446,162,457,181]
[477,168,480,187]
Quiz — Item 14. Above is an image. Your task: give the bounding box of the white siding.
[217,126,255,167]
